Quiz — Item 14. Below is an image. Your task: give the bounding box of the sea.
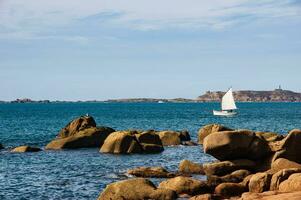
[1,102,301,200]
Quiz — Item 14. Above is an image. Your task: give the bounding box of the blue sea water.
[0,102,301,200]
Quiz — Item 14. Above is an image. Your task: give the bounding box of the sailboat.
[213,88,238,116]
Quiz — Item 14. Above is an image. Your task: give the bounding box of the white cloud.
[0,0,300,38]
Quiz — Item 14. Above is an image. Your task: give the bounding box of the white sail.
[221,88,237,111]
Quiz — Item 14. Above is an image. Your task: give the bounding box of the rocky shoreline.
[2,116,301,199]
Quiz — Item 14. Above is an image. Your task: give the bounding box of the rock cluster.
[98,124,301,200]
[43,115,194,154]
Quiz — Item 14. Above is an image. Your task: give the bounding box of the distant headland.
[2,88,301,103]
[197,88,301,102]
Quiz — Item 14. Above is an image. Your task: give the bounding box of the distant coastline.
[2,89,301,103]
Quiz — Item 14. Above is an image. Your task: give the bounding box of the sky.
[0,0,301,101]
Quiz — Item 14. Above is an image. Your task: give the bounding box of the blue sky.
[0,0,301,101]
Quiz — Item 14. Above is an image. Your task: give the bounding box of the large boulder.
[203,130,271,161]
[271,158,301,172]
[208,169,251,186]
[179,160,204,174]
[11,145,41,153]
[58,116,96,138]
[100,131,143,154]
[279,173,301,192]
[46,126,115,150]
[203,159,256,176]
[158,176,211,196]
[198,124,232,144]
[157,131,182,146]
[273,129,301,163]
[214,183,247,198]
[127,167,175,178]
[98,178,177,200]
[240,191,301,200]
[270,168,301,190]
[249,172,272,193]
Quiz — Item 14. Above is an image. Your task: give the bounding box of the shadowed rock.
[98,178,177,200]
[11,145,41,153]
[179,130,191,141]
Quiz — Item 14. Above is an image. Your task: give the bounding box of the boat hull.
[213,110,237,116]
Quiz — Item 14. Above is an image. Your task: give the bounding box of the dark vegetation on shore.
[2,115,301,199]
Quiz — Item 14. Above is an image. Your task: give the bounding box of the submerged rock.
[158,176,211,196]
[11,145,41,153]
[98,178,177,200]
[0,143,3,149]
[179,160,204,174]
[46,126,115,150]
[203,130,271,161]
[198,124,232,144]
[127,166,175,178]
